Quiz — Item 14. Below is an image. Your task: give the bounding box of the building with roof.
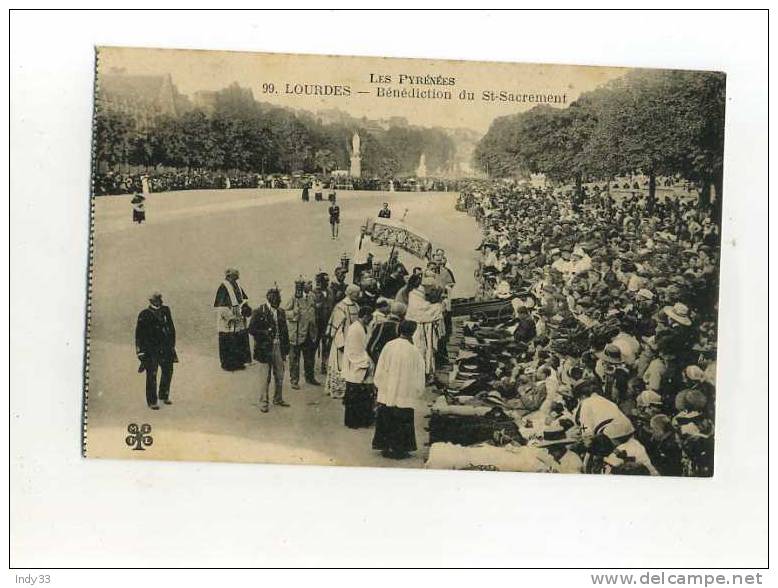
[98,71,190,128]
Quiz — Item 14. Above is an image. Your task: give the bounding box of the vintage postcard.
[85,47,723,476]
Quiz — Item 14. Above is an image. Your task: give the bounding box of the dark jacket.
[313,288,334,331]
[513,315,536,343]
[647,433,683,477]
[135,305,176,361]
[248,303,290,362]
[329,280,347,305]
[366,317,400,364]
[358,288,378,312]
[381,274,406,299]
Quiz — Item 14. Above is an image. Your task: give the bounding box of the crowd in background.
[93,169,462,196]
[94,170,258,195]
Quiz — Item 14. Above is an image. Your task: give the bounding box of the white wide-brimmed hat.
[536,422,577,447]
[664,302,692,326]
[494,281,512,299]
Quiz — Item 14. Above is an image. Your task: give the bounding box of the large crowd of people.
[95,170,260,195]
[95,169,462,196]
[428,180,719,476]
[135,177,720,475]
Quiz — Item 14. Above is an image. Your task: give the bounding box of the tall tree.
[593,71,691,212]
[94,110,133,169]
[473,69,726,219]
[314,148,338,174]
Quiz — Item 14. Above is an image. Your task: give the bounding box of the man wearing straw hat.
[534,422,583,474]
[599,417,659,476]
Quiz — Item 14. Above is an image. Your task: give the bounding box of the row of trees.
[94,84,456,178]
[473,69,726,215]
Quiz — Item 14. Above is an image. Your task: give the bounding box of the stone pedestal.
[350,155,361,179]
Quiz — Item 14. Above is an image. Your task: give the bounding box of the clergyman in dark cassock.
[135,292,177,409]
[381,265,406,300]
[214,268,252,371]
[366,301,406,365]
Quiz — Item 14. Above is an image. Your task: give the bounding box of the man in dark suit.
[135,292,177,409]
[313,272,334,376]
[329,266,348,305]
[249,287,291,412]
[378,202,391,218]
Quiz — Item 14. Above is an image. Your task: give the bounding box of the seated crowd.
[440,181,719,476]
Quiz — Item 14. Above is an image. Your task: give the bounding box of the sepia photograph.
[83,47,725,477]
[10,7,770,572]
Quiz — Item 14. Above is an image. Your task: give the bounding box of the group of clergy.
[212,265,430,457]
[210,202,458,454]
[332,293,428,459]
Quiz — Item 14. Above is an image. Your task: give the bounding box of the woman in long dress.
[131,193,146,224]
[324,284,361,398]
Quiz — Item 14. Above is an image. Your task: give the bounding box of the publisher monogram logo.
[125,423,153,451]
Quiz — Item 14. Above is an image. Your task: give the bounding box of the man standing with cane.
[135,292,178,410]
[249,286,291,413]
[285,278,320,389]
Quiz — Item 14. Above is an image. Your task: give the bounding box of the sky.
[98,46,630,132]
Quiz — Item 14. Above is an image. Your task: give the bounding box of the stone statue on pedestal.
[350,131,362,178]
[417,153,427,178]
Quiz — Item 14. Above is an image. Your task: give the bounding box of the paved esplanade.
[87,188,480,467]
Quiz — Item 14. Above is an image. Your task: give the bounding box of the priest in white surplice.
[405,276,443,382]
[342,305,375,429]
[372,320,426,459]
[213,267,251,371]
[352,225,373,283]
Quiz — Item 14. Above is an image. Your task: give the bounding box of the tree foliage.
[474,69,726,209]
[94,85,457,177]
